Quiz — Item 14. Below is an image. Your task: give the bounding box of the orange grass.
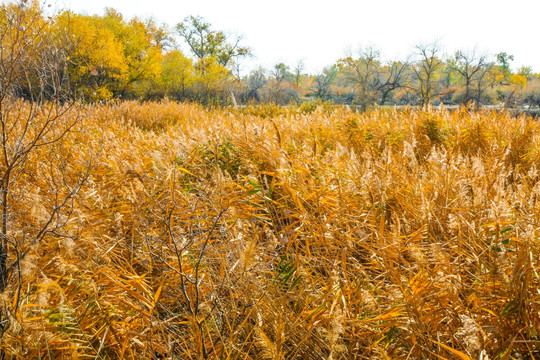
[1,101,539,359]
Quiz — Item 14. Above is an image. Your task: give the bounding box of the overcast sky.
[58,0,539,74]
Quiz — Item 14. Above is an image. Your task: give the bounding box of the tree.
[100,9,164,98]
[54,11,128,100]
[338,47,408,109]
[451,49,490,104]
[517,66,533,80]
[510,74,527,89]
[267,63,298,104]
[496,52,514,81]
[272,63,292,84]
[176,16,250,68]
[192,57,232,104]
[293,59,305,88]
[338,47,382,109]
[243,67,266,102]
[0,0,89,303]
[162,50,194,100]
[378,61,409,105]
[54,9,167,101]
[486,66,506,88]
[312,65,337,100]
[411,42,443,105]
[145,17,175,50]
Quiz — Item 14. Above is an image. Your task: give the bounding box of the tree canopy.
[2,4,540,109]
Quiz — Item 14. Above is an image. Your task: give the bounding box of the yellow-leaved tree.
[193,57,232,104]
[162,50,195,100]
[510,74,527,89]
[54,11,127,101]
[99,8,164,99]
[487,66,506,88]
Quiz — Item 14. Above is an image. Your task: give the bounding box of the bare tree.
[0,1,89,300]
[339,47,408,109]
[378,60,409,105]
[313,66,337,100]
[451,49,490,104]
[411,42,443,105]
[244,67,267,103]
[293,59,305,88]
[339,46,381,110]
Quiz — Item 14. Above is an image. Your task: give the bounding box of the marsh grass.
[2,101,539,359]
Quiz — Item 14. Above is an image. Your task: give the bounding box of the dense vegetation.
[0,100,537,359]
[0,1,539,359]
[3,1,540,108]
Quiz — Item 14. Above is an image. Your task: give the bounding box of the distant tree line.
[4,1,540,109]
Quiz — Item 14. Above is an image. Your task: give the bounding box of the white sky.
[57,0,539,74]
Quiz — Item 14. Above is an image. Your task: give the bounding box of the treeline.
[4,1,540,108]
[241,46,539,109]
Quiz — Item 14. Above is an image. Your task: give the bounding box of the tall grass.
[2,101,539,359]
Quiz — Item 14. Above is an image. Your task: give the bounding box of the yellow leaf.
[480,307,497,317]
[430,339,472,360]
[363,308,404,323]
[177,166,195,176]
[152,281,165,309]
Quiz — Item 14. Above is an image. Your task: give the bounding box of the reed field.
[0,101,539,359]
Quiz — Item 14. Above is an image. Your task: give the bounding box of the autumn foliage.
[0,100,537,359]
[0,1,539,360]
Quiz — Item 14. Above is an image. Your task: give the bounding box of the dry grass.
[1,101,539,359]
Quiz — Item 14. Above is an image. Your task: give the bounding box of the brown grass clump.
[0,101,539,359]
